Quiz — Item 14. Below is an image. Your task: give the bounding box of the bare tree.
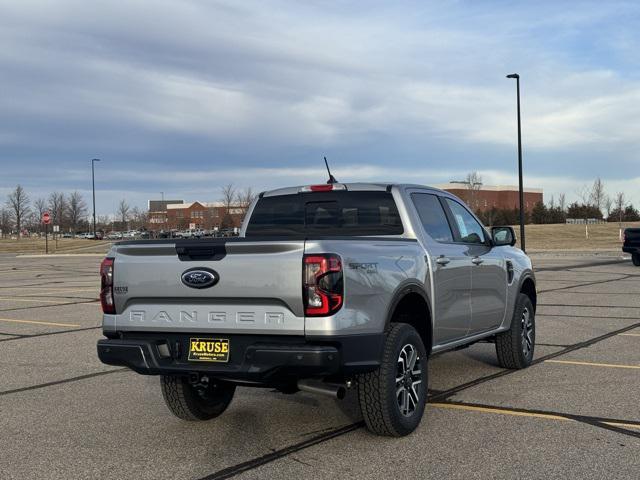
[576,185,591,205]
[614,192,626,226]
[235,187,257,214]
[6,185,30,237]
[129,206,147,229]
[34,198,47,218]
[34,198,47,233]
[547,195,555,209]
[558,193,566,212]
[48,192,66,229]
[118,199,130,228]
[604,195,613,219]
[67,191,88,232]
[221,184,236,212]
[589,177,605,212]
[0,208,12,238]
[97,214,110,228]
[464,172,483,211]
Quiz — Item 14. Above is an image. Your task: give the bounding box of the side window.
[411,193,454,243]
[444,199,486,244]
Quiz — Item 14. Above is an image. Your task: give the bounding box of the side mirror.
[491,226,516,247]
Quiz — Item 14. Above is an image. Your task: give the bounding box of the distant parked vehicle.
[623,228,640,266]
[219,228,238,237]
[180,229,206,239]
[62,233,73,238]
[107,232,123,240]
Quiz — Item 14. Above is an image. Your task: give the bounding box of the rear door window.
[411,193,454,243]
[246,191,403,236]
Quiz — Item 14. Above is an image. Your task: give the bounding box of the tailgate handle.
[176,245,226,261]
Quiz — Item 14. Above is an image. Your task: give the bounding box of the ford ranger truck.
[623,228,640,266]
[97,183,537,437]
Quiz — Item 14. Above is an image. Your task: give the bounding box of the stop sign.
[42,212,51,225]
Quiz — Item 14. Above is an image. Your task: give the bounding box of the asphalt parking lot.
[0,253,638,479]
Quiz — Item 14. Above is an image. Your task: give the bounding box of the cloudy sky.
[1,0,639,215]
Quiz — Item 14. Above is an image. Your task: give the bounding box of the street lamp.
[506,73,526,252]
[91,158,100,237]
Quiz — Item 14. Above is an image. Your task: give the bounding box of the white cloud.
[1,0,640,213]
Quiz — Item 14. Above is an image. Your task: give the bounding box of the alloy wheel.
[395,343,422,417]
[521,307,534,358]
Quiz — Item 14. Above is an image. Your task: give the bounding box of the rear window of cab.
[245,191,404,236]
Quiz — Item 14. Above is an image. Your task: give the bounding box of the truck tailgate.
[108,239,305,335]
[624,228,640,247]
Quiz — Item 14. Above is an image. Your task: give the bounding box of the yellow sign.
[188,338,230,362]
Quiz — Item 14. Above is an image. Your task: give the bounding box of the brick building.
[147,200,245,231]
[148,200,184,228]
[437,184,543,213]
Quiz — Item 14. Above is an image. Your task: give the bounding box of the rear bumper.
[622,246,639,254]
[97,332,383,384]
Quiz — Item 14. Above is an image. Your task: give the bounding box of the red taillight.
[303,254,343,316]
[310,184,334,192]
[100,257,115,314]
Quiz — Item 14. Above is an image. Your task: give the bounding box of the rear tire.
[160,375,235,421]
[357,323,428,437]
[632,253,640,266]
[495,293,535,369]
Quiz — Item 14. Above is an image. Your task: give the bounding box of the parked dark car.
[622,228,640,266]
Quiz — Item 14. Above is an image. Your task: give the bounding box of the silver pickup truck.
[97,182,536,436]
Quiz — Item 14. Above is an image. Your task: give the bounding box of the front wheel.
[495,293,535,369]
[160,375,235,421]
[632,253,640,266]
[357,323,428,437]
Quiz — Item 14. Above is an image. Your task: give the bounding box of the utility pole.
[91,158,101,238]
[506,73,526,252]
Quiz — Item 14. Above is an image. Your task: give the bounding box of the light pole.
[91,158,100,237]
[506,73,525,252]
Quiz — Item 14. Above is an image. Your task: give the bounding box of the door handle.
[436,256,451,266]
[472,256,484,265]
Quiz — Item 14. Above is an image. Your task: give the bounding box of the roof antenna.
[324,156,338,184]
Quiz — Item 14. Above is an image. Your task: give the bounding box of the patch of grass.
[515,222,640,252]
[0,238,112,254]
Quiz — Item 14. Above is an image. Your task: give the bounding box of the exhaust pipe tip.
[297,379,347,400]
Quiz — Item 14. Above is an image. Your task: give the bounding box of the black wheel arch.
[385,281,433,355]
[518,275,537,312]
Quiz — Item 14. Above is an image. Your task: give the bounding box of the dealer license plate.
[188,338,230,363]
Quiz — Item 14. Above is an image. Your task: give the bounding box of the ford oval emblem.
[181,268,219,289]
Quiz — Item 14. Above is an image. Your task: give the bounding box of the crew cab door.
[442,198,507,334]
[410,192,472,343]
